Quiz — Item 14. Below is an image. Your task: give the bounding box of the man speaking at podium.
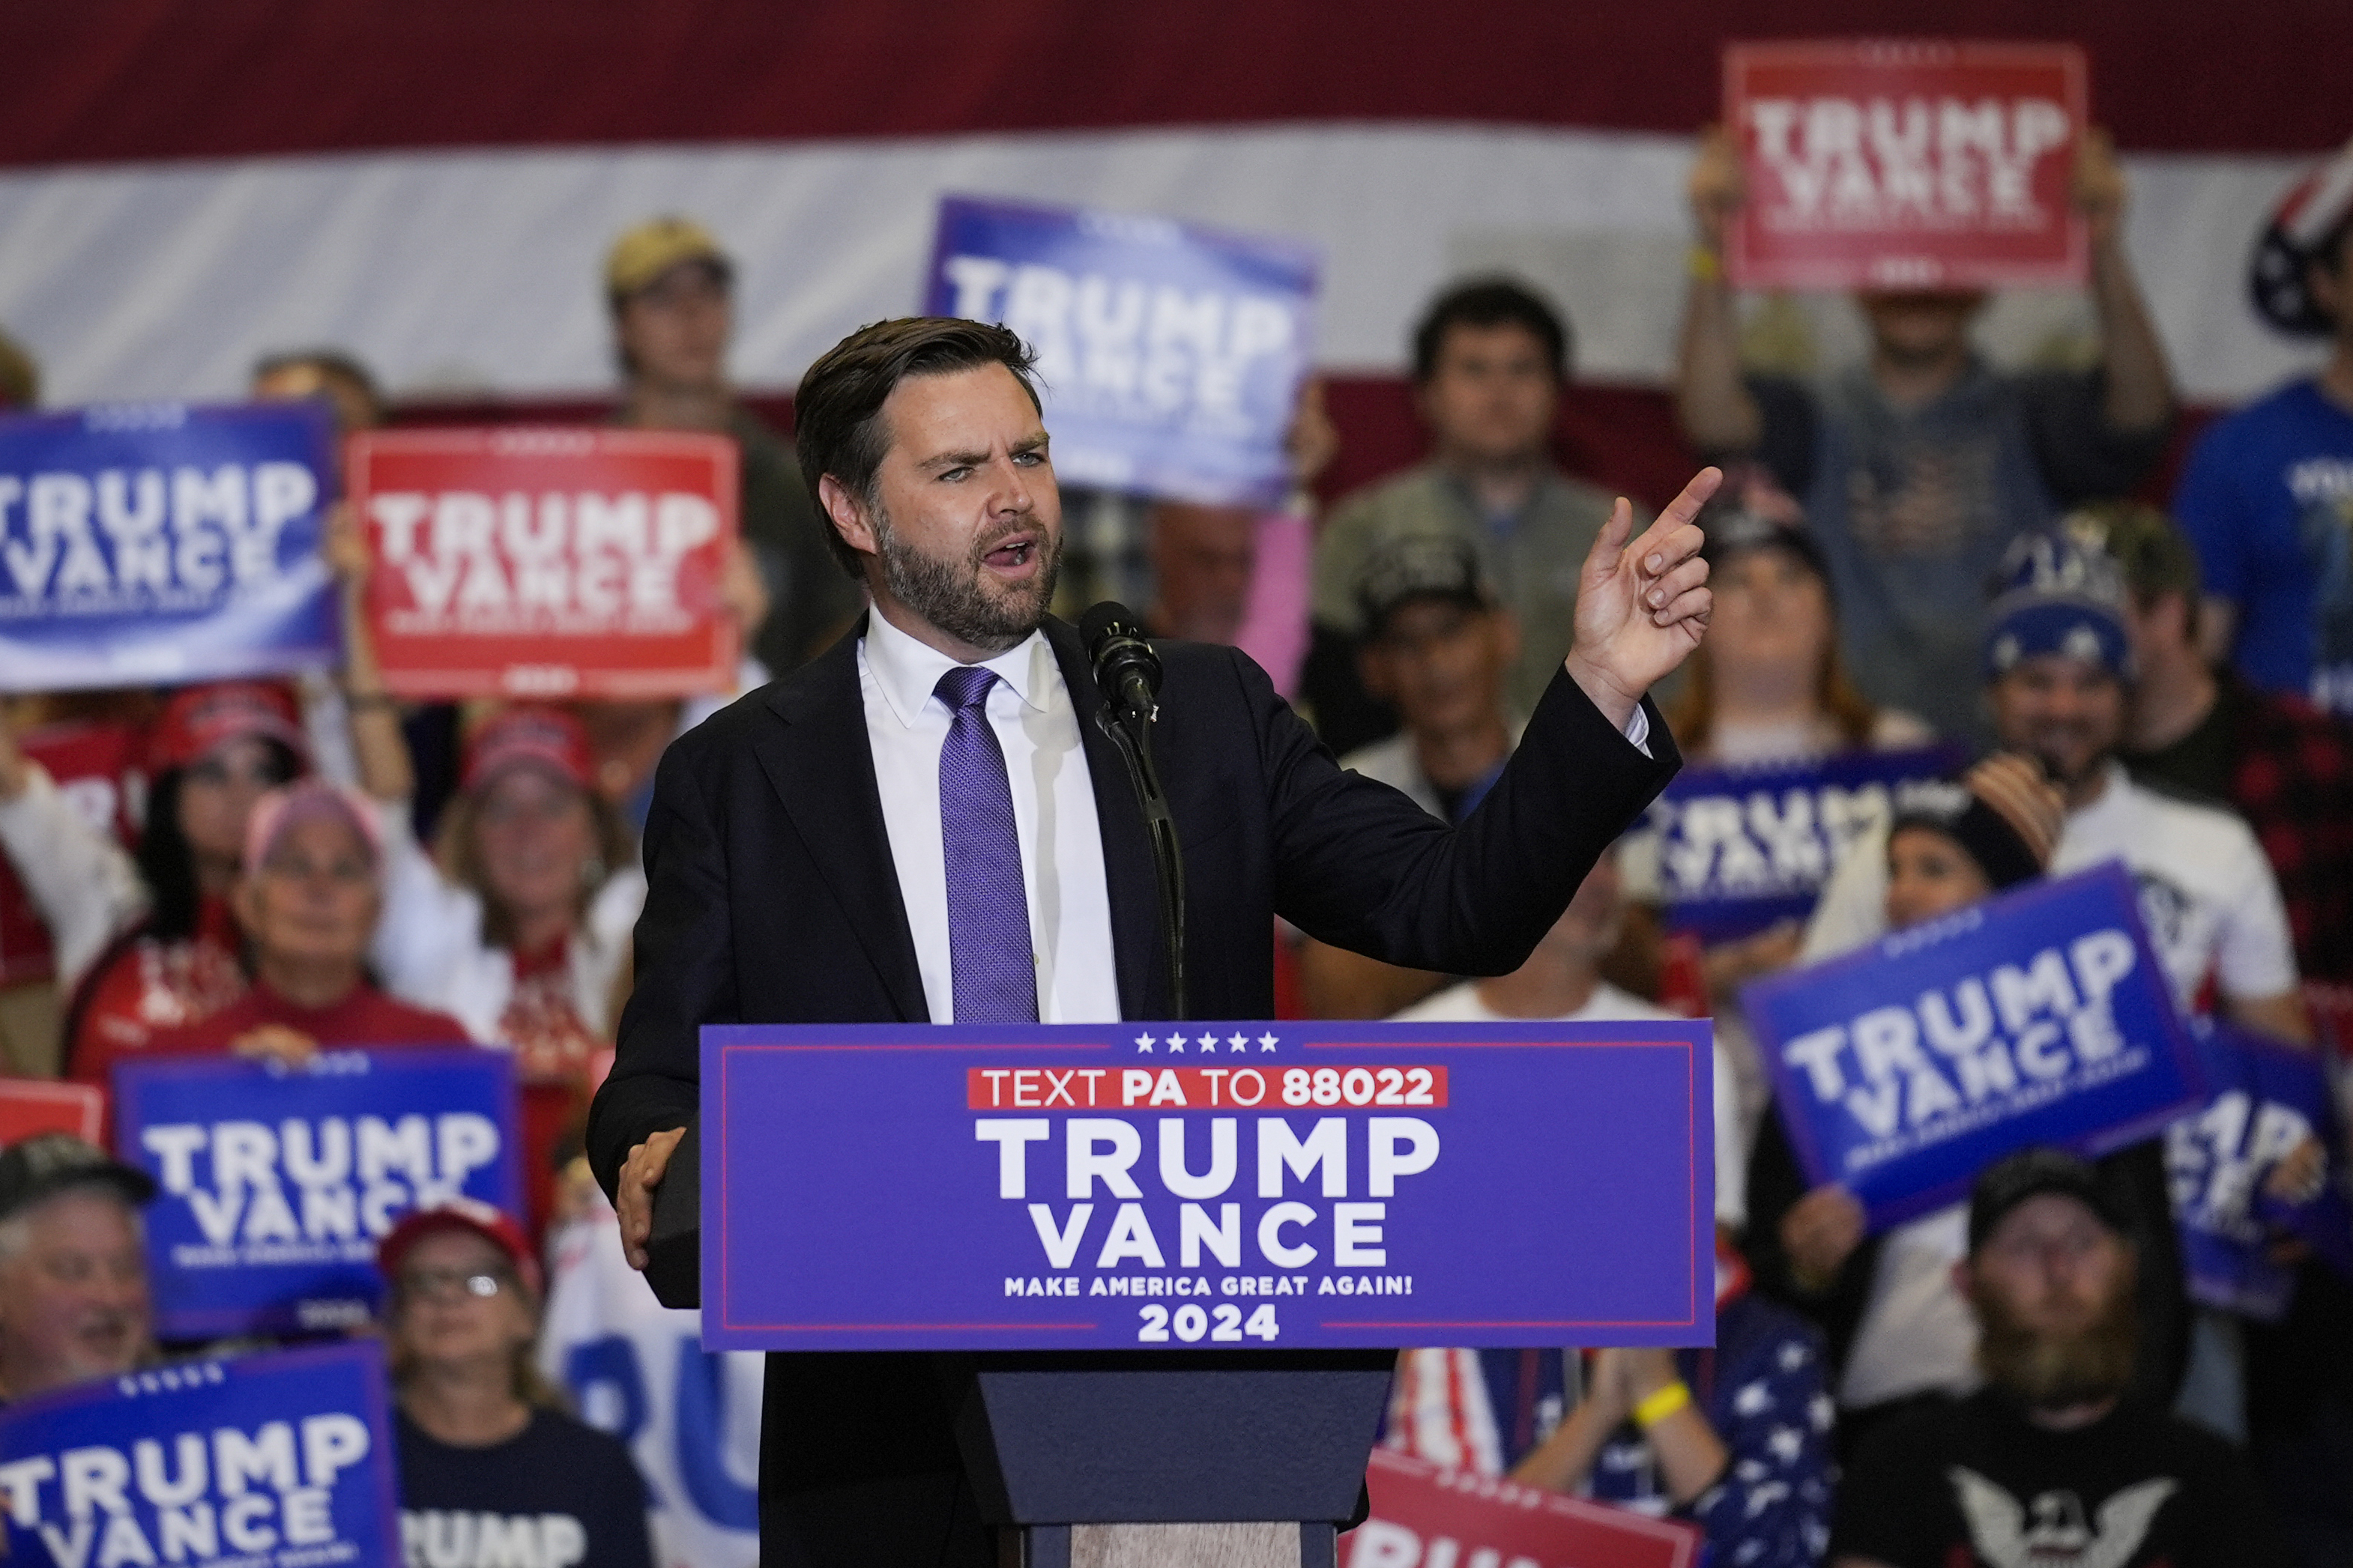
[588,316,1718,1565]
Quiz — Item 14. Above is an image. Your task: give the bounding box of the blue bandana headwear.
[1983,532,2133,682]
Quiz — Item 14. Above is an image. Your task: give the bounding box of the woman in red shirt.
[64,682,312,1075]
[103,778,468,1074]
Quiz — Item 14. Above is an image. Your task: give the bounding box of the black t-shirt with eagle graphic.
[1830,1390,2284,1568]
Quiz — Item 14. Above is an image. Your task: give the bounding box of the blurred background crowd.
[3,5,2352,1567]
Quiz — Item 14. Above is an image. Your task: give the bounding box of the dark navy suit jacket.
[585,612,1680,1552]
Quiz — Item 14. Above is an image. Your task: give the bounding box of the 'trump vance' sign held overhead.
[703,1020,1714,1353]
[351,427,739,698]
[1743,862,2204,1229]
[1724,40,2088,291]
[0,402,337,692]
[926,196,1319,507]
[113,1049,521,1339]
[0,1341,401,1568]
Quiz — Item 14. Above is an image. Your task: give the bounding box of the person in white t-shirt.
[1799,531,2308,1045]
[1397,847,1745,1225]
[1789,530,2308,1445]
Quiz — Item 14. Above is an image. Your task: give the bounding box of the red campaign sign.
[1341,1450,1702,1568]
[351,428,740,699]
[0,1080,106,1146]
[0,720,145,988]
[1724,40,2088,291]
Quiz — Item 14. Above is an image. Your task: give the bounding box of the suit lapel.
[1045,618,1165,1020]
[752,620,931,1022]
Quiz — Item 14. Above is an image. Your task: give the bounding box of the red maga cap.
[462,706,593,794]
[377,1196,543,1298]
[151,681,309,774]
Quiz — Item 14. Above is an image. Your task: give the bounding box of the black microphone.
[1080,602,1163,725]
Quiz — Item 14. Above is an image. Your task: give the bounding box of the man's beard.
[871,504,1060,655]
[1969,1263,2138,1412]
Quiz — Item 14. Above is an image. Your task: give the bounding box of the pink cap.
[241,780,384,880]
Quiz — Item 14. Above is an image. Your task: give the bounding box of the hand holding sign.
[229,1023,319,1069]
[1780,1184,1867,1291]
[1564,468,1718,728]
[1723,40,2089,291]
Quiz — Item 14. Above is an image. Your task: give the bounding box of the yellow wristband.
[1634,1380,1693,1428]
[1687,245,1724,283]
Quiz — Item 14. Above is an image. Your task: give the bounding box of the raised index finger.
[1625,467,1724,572]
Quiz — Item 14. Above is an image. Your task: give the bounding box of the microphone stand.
[1094,699,1187,1023]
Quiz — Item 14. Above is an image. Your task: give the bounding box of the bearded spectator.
[1829,1149,2287,1568]
[1745,757,2088,1459]
[1801,533,2307,1046]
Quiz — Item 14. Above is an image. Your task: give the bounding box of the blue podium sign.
[925,196,1319,506]
[1744,862,2205,1229]
[702,1021,1714,1351]
[1646,745,1961,942]
[113,1048,522,1338]
[0,1341,401,1568]
[0,402,339,691]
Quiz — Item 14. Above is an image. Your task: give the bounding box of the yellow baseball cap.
[604,217,733,302]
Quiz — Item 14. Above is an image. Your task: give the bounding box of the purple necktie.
[934,666,1038,1023]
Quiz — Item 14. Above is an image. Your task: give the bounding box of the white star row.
[1132,1032,1279,1054]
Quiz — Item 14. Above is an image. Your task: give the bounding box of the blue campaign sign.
[1743,862,2205,1229]
[112,1048,521,1338]
[702,1020,1715,1353]
[1646,745,1962,942]
[0,1340,400,1568]
[0,402,339,692]
[2168,1022,2353,1319]
[925,196,1319,506]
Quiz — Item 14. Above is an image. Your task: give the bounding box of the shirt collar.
[2067,758,2133,823]
[863,606,1051,729]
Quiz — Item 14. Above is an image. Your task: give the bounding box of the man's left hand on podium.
[617,1125,689,1273]
[1562,467,1720,731]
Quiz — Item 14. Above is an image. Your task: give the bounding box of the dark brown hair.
[793,317,1042,578]
[1411,277,1571,385]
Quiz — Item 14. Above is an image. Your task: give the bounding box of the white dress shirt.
[858,610,1123,1024]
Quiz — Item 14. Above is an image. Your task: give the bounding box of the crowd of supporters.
[1,123,2351,1568]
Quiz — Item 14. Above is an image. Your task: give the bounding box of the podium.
[670,1019,1715,1566]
